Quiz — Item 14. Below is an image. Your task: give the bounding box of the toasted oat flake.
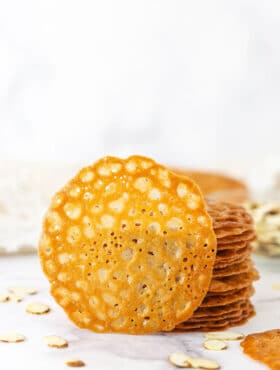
[205,331,244,341]
[168,352,192,367]
[44,335,68,348]
[0,293,10,302]
[26,302,50,314]
[0,333,25,343]
[203,339,228,351]
[272,283,280,290]
[65,358,85,367]
[189,357,220,369]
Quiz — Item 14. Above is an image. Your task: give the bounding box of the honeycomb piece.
[39,155,217,334]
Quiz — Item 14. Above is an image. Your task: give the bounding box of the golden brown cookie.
[209,270,259,293]
[176,302,255,331]
[192,300,247,318]
[213,258,253,278]
[39,155,217,334]
[214,251,252,269]
[200,286,254,308]
[241,329,280,370]
[187,301,249,323]
[171,169,249,203]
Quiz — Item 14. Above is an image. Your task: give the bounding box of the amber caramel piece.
[241,329,280,370]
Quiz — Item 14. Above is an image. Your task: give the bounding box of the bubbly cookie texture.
[39,155,217,334]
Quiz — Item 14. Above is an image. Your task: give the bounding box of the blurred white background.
[1,1,280,251]
[1,0,280,172]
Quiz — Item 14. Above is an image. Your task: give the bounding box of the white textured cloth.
[0,161,79,253]
[1,159,280,253]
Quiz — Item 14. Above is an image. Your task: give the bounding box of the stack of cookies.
[177,201,258,331]
[39,155,258,334]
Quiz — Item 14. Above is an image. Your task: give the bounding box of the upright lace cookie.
[39,156,216,334]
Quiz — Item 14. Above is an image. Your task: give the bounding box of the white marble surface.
[0,254,279,370]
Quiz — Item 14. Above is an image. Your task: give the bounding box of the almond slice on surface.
[9,292,25,302]
[44,335,68,348]
[8,286,37,302]
[204,331,244,341]
[0,293,10,302]
[9,287,37,296]
[0,333,25,343]
[26,302,50,314]
[25,288,38,295]
[189,357,220,369]
[203,339,227,351]
[168,352,192,368]
[65,358,85,367]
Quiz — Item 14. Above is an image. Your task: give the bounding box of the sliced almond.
[189,357,220,369]
[25,288,38,295]
[168,352,192,368]
[9,287,37,296]
[9,292,24,302]
[8,287,25,294]
[203,340,227,351]
[272,283,280,291]
[0,293,10,302]
[65,358,85,367]
[204,331,244,341]
[26,302,50,314]
[44,335,68,348]
[0,333,25,343]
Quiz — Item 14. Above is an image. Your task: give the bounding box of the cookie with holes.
[39,155,217,334]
